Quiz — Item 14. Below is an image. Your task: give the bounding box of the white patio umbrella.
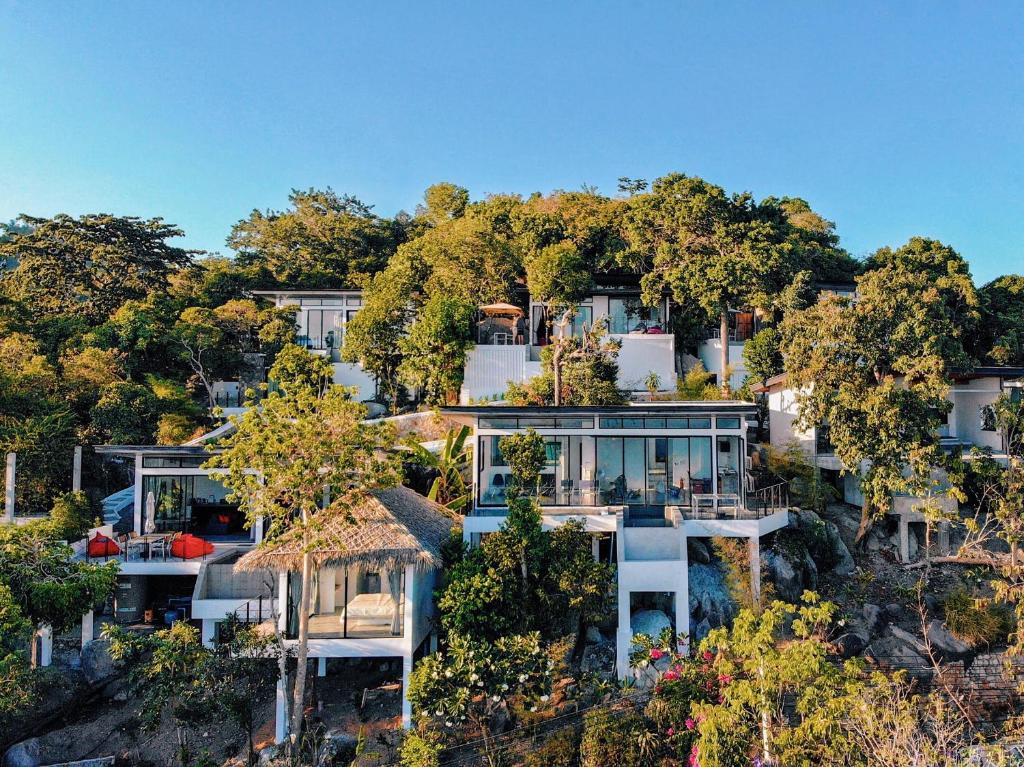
[144,492,156,535]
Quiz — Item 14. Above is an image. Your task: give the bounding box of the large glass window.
[717,436,742,496]
[607,297,666,334]
[298,309,343,350]
[290,566,405,639]
[141,474,243,536]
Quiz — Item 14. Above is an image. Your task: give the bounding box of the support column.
[591,535,600,561]
[201,619,216,648]
[133,453,143,535]
[278,572,288,633]
[401,655,413,728]
[899,516,910,564]
[616,585,632,679]
[4,452,15,523]
[81,610,94,650]
[937,521,951,557]
[430,632,438,654]
[39,625,53,667]
[318,657,327,677]
[72,446,83,492]
[275,676,287,744]
[749,537,761,605]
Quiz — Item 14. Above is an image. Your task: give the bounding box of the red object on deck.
[170,534,215,560]
[87,533,120,558]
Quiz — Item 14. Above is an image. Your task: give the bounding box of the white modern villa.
[754,366,1024,561]
[252,289,377,398]
[441,402,791,678]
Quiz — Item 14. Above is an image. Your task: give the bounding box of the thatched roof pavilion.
[234,486,457,574]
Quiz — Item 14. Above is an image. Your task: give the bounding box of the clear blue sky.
[1,1,1021,283]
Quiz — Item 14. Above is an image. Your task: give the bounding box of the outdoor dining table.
[130,533,172,561]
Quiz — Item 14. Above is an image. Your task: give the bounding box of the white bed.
[338,592,401,622]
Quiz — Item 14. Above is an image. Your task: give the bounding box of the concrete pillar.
[133,453,143,535]
[591,535,600,560]
[319,568,335,613]
[749,537,761,605]
[201,619,216,648]
[4,452,15,523]
[277,572,288,633]
[430,632,438,654]
[318,657,327,677]
[275,676,288,744]
[899,516,910,564]
[81,610,94,650]
[401,655,413,728]
[39,625,53,667]
[937,521,951,556]
[616,586,632,679]
[72,446,83,492]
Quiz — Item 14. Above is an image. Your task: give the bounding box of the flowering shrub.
[408,632,552,729]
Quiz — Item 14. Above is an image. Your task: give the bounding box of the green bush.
[48,490,94,542]
[943,588,1014,647]
[580,707,655,767]
[398,731,440,767]
[524,726,581,767]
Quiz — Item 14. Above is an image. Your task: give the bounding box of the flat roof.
[441,401,758,418]
[755,367,1024,393]
[251,289,362,297]
[94,445,218,458]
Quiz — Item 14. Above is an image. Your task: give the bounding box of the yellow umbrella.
[479,303,524,316]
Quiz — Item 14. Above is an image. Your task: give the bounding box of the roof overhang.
[440,401,759,420]
[94,445,218,459]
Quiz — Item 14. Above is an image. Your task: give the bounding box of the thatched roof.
[234,486,457,574]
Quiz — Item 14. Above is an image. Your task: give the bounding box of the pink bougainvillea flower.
[685,717,696,730]
[702,650,713,661]
[650,648,664,660]
[717,673,732,684]
[667,727,675,737]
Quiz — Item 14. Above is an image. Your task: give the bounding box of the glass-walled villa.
[459,405,754,516]
[286,565,406,639]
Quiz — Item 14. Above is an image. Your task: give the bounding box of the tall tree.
[630,175,799,393]
[781,239,979,542]
[205,346,401,743]
[228,188,403,289]
[398,294,476,405]
[0,521,116,667]
[977,274,1024,365]
[0,214,195,323]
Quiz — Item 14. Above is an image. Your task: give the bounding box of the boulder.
[80,639,116,685]
[824,523,856,576]
[835,629,870,658]
[585,625,604,644]
[862,604,884,636]
[865,635,931,681]
[688,538,711,564]
[885,603,903,620]
[926,620,971,659]
[907,531,919,561]
[689,563,734,630]
[766,552,801,603]
[630,610,673,648]
[2,739,39,767]
[691,618,713,645]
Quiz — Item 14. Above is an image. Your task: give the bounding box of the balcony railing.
[682,481,789,520]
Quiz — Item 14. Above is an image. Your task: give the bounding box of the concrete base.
[275,676,288,744]
[38,625,52,667]
[81,611,94,650]
[201,619,216,648]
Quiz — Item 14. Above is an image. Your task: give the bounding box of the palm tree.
[407,425,473,513]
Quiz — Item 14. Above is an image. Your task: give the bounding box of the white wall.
[333,362,377,400]
[766,388,816,454]
[460,345,542,403]
[947,377,1005,452]
[697,340,748,389]
[614,335,676,391]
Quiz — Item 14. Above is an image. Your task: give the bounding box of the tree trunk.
[854,506,874,546]
[28,633,37,669]
[552,342,564,407]
[719,306,731,395]
[289,549,313,741]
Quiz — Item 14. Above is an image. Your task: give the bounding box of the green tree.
[977,274,1024,365]
[0,583,34,716]
[228,188,402,288]
[0,214,195,324]
[781,243,978,542]
[205,348,401,743]
[47,490,96,542]
[743,327,784,387]
[506,321,626,407]
[498,429,546,499]
[417,182,470,226]
[399,294,476,405]
[525,241,594,405]
[629,175,799,393]
[0,521,116,667]
[88,381,162,444]
[104,621,219,767]
[172,306,235,409]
